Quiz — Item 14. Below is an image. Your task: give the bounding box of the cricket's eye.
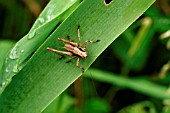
[104,0,112,6]
[79,47,85,52]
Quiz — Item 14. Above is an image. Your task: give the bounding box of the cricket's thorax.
[64,44,87,58]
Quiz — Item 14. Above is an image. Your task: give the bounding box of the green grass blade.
[113,17,154,72]
[85,68,170,99]
[0,40,15,73]
[126,17,154,70]
[0,0,155,113]
[42,93,74,113]
[0,0,80,94]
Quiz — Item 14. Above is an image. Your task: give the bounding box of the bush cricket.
[47,25,100,73]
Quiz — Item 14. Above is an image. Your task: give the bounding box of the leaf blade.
[0,0,80,94]
[0,0,155,113]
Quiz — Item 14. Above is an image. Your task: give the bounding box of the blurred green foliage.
[1,0,170,113]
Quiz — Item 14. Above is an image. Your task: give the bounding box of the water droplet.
[5,68,9,73]
[0,79,11,94]
[9,45,18,59]
[28,31,36,40]
[38,18,45,24]
[47,15,51,21]
[13,65,18,73]
[21,49,24,53]
[2,82,6,87]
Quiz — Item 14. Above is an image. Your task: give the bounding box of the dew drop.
[21,49,25,53]
[2,82,6,87]
[28,31,36,40]
[13,65,18,73]
[9,45,18,59]
[5,68,9,73]
[38,18,45,24]
[47,15,51,21]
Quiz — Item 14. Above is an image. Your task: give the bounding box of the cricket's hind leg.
[46,47,73,60]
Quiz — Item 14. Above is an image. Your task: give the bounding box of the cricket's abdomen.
[64,44,87,58]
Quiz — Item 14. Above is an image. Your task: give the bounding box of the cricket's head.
[81,51,87,59]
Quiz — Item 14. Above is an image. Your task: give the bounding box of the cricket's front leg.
[47,47,73,56]
[76,57,84,73]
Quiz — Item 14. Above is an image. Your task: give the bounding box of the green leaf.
[0,0,155,113]
[113,17,154,72]
[126,17,154,70]
[84,68,170,99]
[0,40,15,73]
[0,0,80,94]
[42,92,74,113]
